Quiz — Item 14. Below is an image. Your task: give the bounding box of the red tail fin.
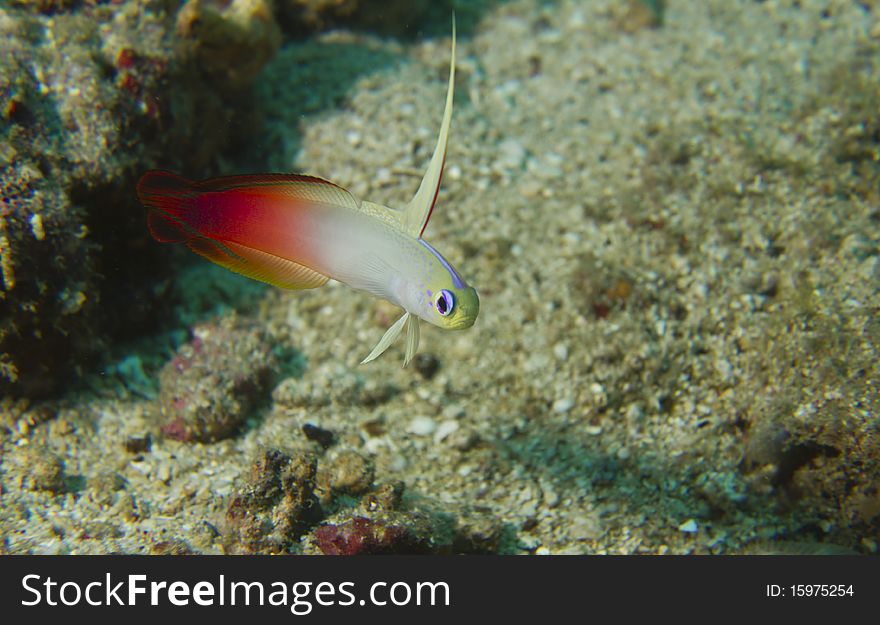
[137,170,197,243]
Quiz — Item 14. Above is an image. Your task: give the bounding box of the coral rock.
[313,516,426,555]
[325,450,374,495]
[226,449,319,554]
[158,316,275,442]
[177,0,282,89]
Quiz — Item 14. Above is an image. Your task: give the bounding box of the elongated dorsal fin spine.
[405,16,456,238]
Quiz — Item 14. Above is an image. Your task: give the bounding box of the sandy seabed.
[2,0,878,555]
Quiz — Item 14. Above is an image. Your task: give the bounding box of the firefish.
[137,20,478,366]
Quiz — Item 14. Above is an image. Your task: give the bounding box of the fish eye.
[435,289,455,316]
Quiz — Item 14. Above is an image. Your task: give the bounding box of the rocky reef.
[0,0,434,398]
[223,446,504,555]
[0,2,244,396]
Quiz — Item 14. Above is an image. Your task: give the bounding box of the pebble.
[552,397,574,414]
[389,455,407,472]
[408,416,437,437]
[157,463,172,484]
[21,447,65,493]
[302,423,335,449]
[679,519,699,533]
[346,130,361,146]
[496,138,526,171]
[540,480,560,508]
[441,403,465,419]
[520,536,541,550]
[413,353,441,380]
[553,342,569,361]
[375,167,392,185]
[29,213,45,241]
[329,451,374,495]
[433,419,459,443]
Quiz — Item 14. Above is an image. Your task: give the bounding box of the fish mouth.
[451,316,477,330]
[448,290,479,329]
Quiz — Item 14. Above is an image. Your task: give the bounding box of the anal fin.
[187,237,329,290]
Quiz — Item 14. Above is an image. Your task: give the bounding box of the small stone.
[553,343,569,361]
[375,167,392,185]
[441,403,465,419]
[540,480,560,508]
[21,447,65,493]
[433,419,459,444]
[496,138,526,171]
[679,519,699,533]
[124,434,152,454]
[328,451,374,495]
[449,428,480,451]
[569,515,603,541]
[29,214,45,241]
[413,353,441,380]
[389,454,407,472]
[361,419,386,437]
[364,481,405,512]
[191,521,221,551]
[553,397,575,414]
[346,130,362,146]
[157,463,173,484]
[454,514,502,554]
[616,0,665,33]
[302,423,335,449]
[158,316,275,443]
[150,539,196,555]
[408,416,437,437]
[88,471,127,504]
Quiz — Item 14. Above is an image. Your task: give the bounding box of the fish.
[136,18,478,366]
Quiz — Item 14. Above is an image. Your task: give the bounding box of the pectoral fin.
[361,312,409,364]
[404,16,455,239]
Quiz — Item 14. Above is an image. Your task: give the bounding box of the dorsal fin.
[404,16,455,238]
[196,173,361,209]
[358,200,406,232]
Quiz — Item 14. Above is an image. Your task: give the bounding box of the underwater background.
[0,0,878,555]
